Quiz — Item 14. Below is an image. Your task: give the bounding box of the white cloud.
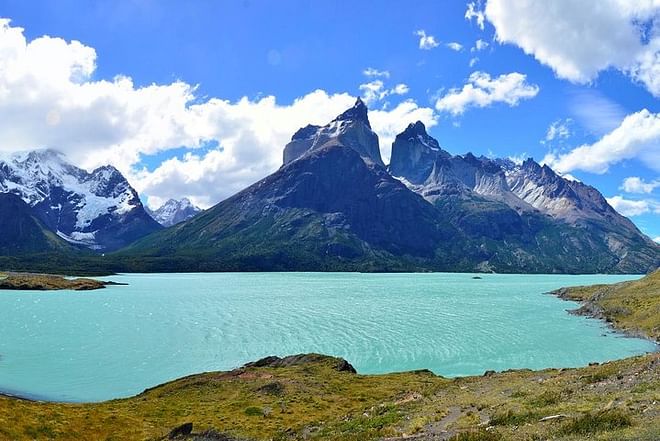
[392,83,410,95]
[484,0,660,96]
[606,195,660,217]
[465,1,486,30]
[0,18,433,208]
[544,118,572,142]
[543,109,660,173]
[359,80,387,104]
[415,30,440,50]
[359,80,410,105]
[568,89,627,135]
[363,67,390,78]
[435,71,539,115]
[471,39,489,52]
[654,236,660,243]
[446,42,463,51]
[370,100,438,162]
[469,57,479,67]
[620,176,660,193]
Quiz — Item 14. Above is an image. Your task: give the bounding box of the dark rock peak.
[332,97,371,128]
[402,120,428,135]
[291,124,321,141]
[521,157,542,171]
[283,98,383,167]
[397,121,442,147]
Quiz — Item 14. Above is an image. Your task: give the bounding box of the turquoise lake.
[0,272,656,402]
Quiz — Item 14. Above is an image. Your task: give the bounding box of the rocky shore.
[550,269,659,343]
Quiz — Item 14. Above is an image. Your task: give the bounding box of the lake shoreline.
[0,272,655,404]
[0,271,658,440]
[552,287,660,346]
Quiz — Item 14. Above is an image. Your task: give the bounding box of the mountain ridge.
[118,100,659,274]
[0,149,161,251]
[146,198,202,227]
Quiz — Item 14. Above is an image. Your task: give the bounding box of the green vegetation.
[0,353,657,441]
[0,270,657,440]
[553,269,660,341]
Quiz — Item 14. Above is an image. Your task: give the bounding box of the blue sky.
[0,0,658,239]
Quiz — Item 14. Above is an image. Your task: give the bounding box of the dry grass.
[0,273,108,290]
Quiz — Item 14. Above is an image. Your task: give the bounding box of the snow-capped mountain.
[0,149,161,251]
[147,198,202,227]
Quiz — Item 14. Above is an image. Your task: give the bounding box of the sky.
[0,0,658,240]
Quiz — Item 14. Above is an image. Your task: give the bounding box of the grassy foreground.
[0,272,658,441]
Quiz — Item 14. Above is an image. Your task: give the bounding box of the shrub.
[560,409,632,435]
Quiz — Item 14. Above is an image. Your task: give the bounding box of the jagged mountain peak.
[389,122,450,184]
[147,197,202,227]
[332,97,371,128]
[291,124,321,141]
[0,149,160,250]
[283,98,384,167]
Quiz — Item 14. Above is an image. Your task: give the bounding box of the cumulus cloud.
[0,19,434,208]
[484,0,660,96]
[415,30,440,50]
[363,67,390,78]
[465,1,486,30]
[620,176,660,193]
[435,71,539,115]
[606,195,660,217]
[542,109,660,174]
[370,100,437,162]
[359,80,410,105]
[446,42,463,51]
[654,236,660,243]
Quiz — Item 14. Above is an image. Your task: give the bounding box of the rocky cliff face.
[122,101,659,274]
[389,122,659,272]
[282,98,384,167]
[0,150,161,251]
[123,140,463,271]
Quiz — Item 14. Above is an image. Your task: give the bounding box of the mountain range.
[121,99,659,273]
[0,150,161,251]
[0,99,658,274]
[146,198,202,227]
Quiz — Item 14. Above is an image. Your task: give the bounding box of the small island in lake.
[0,272,124,291]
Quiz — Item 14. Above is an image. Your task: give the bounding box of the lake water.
[0,273,656,402]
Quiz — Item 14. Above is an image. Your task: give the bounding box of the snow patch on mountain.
[147,198,202,227]
[0,149,159,250]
